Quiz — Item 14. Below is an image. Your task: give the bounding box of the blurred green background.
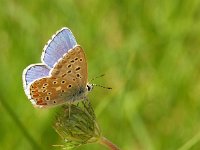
[1,0,200,150]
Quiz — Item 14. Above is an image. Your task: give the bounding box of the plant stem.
[98,136,120,150]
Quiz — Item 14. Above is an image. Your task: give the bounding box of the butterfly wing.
[51,45,88,87]
[22,64,50,90]
[29,45,88,107]
[42,27,77,68]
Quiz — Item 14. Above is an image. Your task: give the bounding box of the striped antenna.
[90,74,105,82]
[90,74,112,90]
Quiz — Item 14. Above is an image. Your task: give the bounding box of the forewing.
[51,45,88,88]
[42,27,77,68]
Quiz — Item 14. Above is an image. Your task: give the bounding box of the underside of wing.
[29,46,88,108]
[23,64,50,91]
[51,45,88,88]
[29,76,86,108]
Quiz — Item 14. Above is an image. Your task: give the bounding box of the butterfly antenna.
[92,83,112,90]
[90,74,105,82]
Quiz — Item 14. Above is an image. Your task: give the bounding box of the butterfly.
[22,27,94,108]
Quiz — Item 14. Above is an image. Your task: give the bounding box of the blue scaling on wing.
[23,64,50,90]
[42,27,77,68]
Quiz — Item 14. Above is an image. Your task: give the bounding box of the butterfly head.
[86,83,94,92]
[87,83,112,92]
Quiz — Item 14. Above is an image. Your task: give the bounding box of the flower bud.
[54,101,101,149]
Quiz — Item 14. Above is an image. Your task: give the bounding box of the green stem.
[178,131,200,150]
[98,136,120,150]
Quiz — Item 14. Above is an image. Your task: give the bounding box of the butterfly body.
[23,28,93,108]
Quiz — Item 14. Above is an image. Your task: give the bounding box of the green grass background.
[1,0,200,149]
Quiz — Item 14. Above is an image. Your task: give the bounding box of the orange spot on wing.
[37,102,47,105]
[33,93,39,97]
[36,98,47,105]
